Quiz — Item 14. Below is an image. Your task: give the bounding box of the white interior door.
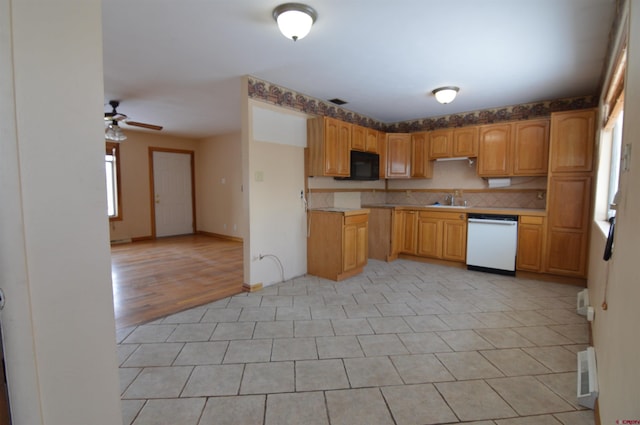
[153,151,194,237]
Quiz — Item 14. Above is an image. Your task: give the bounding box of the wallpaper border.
[247,76,597,132]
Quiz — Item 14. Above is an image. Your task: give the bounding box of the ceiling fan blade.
[104,113,127,121]
[125,120,163,131]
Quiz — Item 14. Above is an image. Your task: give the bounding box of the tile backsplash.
[383,190,545,209]
[310,189,545,210]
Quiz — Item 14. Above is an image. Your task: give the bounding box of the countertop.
[309,207,370,216]
[362,204,546,216]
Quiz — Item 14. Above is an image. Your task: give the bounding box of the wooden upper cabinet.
[429,129,453,159]
[452,127,479,157]
[365,128,379,153]
[350,123,379,153]
[550,109,595,173]
[378,131,387,179]
[326,118,351,176]
[513,119,550,176]
[386,133,411,178]
[478,124,512,176]
[477,120,549,177]
[411,132,433,178]
[428,127,478,159]
[351,124,366,151]
[307,116,351,177]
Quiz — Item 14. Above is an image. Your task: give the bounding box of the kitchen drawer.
[520,215,544,225]
[345,214,368,225]
[419,211,466,221]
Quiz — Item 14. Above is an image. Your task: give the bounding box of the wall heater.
[576,289,589,316]
[577,347,598,409]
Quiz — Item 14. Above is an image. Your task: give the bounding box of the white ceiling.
[102,0,616,139]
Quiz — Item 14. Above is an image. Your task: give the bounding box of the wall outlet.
[223,223,227,230]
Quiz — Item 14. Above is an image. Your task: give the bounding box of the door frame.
[148,147,196,238]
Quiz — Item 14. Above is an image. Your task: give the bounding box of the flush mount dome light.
[273,3,317,41]
[432,86,460,104]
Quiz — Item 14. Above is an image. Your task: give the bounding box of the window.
[595,45,626,224]
[106,142,122,220]
[607,111,623,218]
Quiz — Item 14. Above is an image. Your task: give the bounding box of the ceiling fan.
[104,100,163,141]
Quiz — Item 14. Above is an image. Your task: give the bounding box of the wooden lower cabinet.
[517,216,545,272]
[417,214,441,258]
[393,210,418,255]
[391,209,467,263]
[546,230,586,275]
[368,207,393,261]
[343,215,368,272]
[442,216,467,261]
[307,210,369,281]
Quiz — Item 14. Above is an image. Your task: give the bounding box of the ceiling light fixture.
[105,120,127,141]
[432,86,460,104]
[273,3,317,42]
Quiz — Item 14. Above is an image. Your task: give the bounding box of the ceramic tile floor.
[117,259,594,425]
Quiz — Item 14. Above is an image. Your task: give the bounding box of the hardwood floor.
[111,234,243,329]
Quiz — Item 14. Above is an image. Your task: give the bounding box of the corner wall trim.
[242,282,263,293]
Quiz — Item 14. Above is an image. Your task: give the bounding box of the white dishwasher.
[466,213,518,276]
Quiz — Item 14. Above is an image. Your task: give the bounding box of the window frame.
[595,43,626,232]
[106,141,123,221]
[606,109,623,219]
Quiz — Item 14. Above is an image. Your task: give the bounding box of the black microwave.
[335,151,380,181]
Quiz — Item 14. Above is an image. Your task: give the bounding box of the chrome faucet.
[445,193,455,206]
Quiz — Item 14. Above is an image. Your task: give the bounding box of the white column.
[0,0,122,423]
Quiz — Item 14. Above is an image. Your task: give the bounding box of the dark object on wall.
[603,216,615,261]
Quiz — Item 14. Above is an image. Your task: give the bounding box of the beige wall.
[109,131,199,241]
[0,0,122,423]
[588,1,640,422]
[195,132,245,238]
[245,101,309,286]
